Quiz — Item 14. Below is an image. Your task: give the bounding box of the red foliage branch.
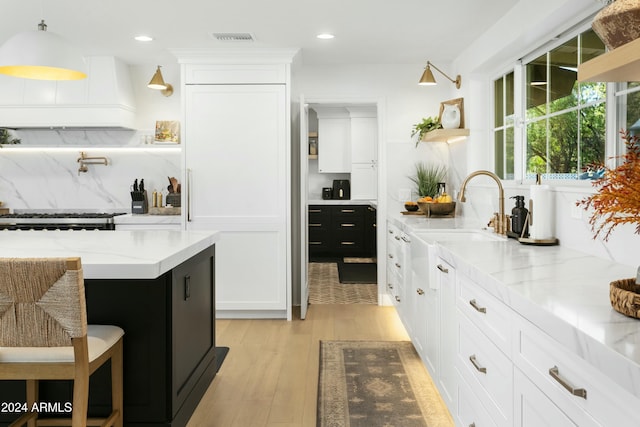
[577,130,640,241]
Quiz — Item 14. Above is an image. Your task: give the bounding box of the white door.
[185,84,290,318]
[299,95,309,320]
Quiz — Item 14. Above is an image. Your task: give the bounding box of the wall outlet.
[570,203,583,220]
[399,189,411,201]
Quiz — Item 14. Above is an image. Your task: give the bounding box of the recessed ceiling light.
[134,35,154,42]
[316,33,335,40]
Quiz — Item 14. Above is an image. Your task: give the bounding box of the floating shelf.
[420,128,470,143]
[578,37,640,82]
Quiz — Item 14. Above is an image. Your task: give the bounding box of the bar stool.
[0,257,124,427]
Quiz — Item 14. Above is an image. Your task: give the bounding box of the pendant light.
[0,20,87,80]
[419,61,461,89]
[147,65,173,97]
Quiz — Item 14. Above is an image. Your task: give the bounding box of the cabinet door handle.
[309,241,323,245]
[469,299,487,313]
[184,275,191,301]
[309,209,322,213]
[341,223,355,227]
[341,241,355,245]
[549,366,587,399]
[187,168,193,222]
[341,209,355,213]
[309,223,323,227]
[437,264,448,273]
[416,288,425,295]
[469,355,487,374]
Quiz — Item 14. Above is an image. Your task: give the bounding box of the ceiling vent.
[211,32,256,42]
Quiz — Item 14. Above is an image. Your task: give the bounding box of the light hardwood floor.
[186,304,453,427]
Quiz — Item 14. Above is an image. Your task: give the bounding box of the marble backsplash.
[0,130,180,212]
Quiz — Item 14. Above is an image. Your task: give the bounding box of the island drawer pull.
[341,223,356,227]
[395,262,401,269]
[184,275,191,301]
[388,254,394,259]
[341,209,356,213]
[437,264,448,273]
[549,366,587,399]
[341,241,355,245]
[394,235,401,240]
[395,296,401,302]
[416,288,425,295]
[469,355,487,374]
[469,299,487,313]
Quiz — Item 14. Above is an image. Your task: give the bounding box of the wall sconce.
[147,65,173,97]
[419,61,461,89]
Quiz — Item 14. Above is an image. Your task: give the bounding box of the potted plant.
[411,116,441,146]
[409,162,447,198]
[0,129,20,146]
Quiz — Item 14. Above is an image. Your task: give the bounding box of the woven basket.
[610,278,640,319]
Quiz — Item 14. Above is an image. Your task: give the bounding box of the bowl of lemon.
[417,194,455,217]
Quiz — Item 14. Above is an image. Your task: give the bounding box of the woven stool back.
[0,257,86,347]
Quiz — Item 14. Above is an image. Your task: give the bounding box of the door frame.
[299,95,387,314]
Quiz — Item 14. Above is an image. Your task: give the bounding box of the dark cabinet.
[0,246,217,427]
[308,204,376,258]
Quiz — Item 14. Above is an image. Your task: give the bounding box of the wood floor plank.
[187,304,452,427]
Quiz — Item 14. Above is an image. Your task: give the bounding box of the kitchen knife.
[133,179,138,192]
[140,179,145,193]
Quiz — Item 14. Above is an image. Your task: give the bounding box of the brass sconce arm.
[419,61,462,89]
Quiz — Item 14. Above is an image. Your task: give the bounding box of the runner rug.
[317,340,438,427]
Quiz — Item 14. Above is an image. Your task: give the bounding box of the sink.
[411,229,505,245]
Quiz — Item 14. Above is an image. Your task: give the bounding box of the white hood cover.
[0,56,136,129]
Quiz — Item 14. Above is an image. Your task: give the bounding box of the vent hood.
[0,56,136,129]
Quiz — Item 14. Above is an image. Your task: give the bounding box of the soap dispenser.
[510,195,529,238]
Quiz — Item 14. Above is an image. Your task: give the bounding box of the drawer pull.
[549,366,587,399]
[341,241,355,245]
[309,241,323,245]
[469,299,487,313]
[395,296,401,302]
[388,230,394,234]
[341,209,356,213]
[388,254,394,259]
[309,223,323,227]
[437,264,449,273]
[309,209,322,213]
[394,235,401,240]
[395,262,401,269]
[387,283,394,289]
[469,355,487,374]
[341,223,356,227]
[401,236,410,243]
[416,288,425,295]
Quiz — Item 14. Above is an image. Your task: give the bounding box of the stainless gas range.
[0,212,126,230]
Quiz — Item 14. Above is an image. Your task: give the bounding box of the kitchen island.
[0,230,220,427]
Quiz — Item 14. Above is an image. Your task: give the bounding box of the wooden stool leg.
[72,338,90,427]
[26,379,37,427]
[111,339,124,427]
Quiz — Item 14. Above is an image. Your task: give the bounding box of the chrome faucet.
[458,170,507,235]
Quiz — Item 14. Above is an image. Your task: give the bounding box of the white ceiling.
[3,0,519,66]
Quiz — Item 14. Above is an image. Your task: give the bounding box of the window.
[494,72,515,180]
[493,27,608,181]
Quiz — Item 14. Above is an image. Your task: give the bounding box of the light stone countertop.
[390,212,640,400]
[0,230,219,279]
[114,213,182,225]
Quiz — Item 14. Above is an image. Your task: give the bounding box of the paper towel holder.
[517,209,558,245]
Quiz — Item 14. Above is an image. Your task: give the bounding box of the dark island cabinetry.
[308,204,376,258]
[0,245,216,427]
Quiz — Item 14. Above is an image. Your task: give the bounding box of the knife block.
[131,190,148,214]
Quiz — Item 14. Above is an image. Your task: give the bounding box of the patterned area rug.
[309,263,377,304]
[318,341,444,427]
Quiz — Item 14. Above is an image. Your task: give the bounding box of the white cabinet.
[435,258,456,411]
[386,222,410,329]
[315,107,351,173]
[349,110,377,200]
[179,53,293,319]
